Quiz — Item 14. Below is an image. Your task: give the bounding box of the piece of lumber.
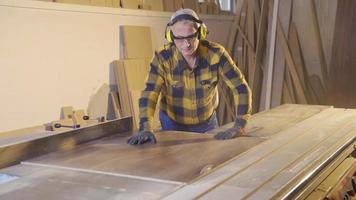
[226,0,244,55]
[114,59,149,117]
[204,109,356,199]
[163,0,175,11]
[183,0,198,12]
[284,68,296,103]
[262,0,279,110]
[310,0,328,85]
[282,81,293,104]
[143,0,163,11]
[270,0,292,108]
[288,22,307,92]
[60,106,73,120]
[121,26,153,59]
[250,0,268,113]
[0,164,180,199]
[27,130,265,182]
[120,0,138,9]
[246,0,256,85]
[199,2,208,14]
[174,0,183,10]
[110,91,122,119]
[162,104,334,198]
[276,19,307,104]
[309,74,326,104]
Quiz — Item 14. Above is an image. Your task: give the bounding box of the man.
[127,9,252,145]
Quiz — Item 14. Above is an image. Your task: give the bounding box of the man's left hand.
[214,126,245,140]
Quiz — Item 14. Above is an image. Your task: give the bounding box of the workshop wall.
[0,0,233,132]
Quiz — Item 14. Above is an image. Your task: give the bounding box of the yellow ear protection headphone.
[165,14,209,43]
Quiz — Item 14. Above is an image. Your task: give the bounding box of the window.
[219,0,233,11]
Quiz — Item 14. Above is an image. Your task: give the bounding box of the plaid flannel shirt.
[139,40,252,132]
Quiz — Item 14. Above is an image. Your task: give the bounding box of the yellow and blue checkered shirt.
[139,40,252,132]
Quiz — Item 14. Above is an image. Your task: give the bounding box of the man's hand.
[127,131,157,145]
[214,126,245,140]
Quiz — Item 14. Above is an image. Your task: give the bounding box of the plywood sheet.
[28,131,265,183]
[144,0,163,11]
[120,0,138,9]
[121,26,153,59]
[0,164,180,200]
[114,59,149,117]
[27,105,331,183]
[183,0,198,11]
[163,0,175,11]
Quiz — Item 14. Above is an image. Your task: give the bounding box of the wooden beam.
[270,0,292,108]
[276,19,307,104]
[310,0,328,85]
[262,0,279,110]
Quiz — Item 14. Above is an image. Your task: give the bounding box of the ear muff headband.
[165,14,209,43]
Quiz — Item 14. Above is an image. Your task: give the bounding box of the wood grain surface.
[0,164,180,200]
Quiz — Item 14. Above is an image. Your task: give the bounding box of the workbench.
[0,104,355,199]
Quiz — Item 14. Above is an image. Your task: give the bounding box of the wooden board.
[114,59,149,117]
[121,26,153,59]
[163,0,175,11]
[91,0,106,6]
[174,0,183,11]
[25,105,330,184]
[194,109,356,199]
[60,106,73,120]
[120,0,138,9]
[110,91,122,119]
[27,131,265,183]
[327,0,356,108]
[165,106,356,199]
[183,0,198,11]
[270,0,292,108]
[276,19,307,104]
[144,0,163,11]
[0,164,180,200]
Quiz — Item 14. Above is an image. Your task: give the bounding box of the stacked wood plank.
[218,0,332,125]
[114,25,160,130]
[49,0,226,14]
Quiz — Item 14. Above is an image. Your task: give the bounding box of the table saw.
[0,104,355,199]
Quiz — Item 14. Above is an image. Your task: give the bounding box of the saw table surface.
[1,104,346,200]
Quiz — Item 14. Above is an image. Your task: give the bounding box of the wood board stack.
[217,0,332,125]
[114,25,160,130]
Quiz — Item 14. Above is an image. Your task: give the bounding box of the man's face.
[171,20,200,57]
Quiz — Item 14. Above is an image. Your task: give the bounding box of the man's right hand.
[127,131,157,145]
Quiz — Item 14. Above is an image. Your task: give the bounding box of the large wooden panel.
[164,107,355,199]
[121,26,153,59]
[327,0,356,108]
[0,164,180,200]
[27,131,265,183]
[26,104,330,184]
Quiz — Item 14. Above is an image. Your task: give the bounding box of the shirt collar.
[171,43,202,74]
